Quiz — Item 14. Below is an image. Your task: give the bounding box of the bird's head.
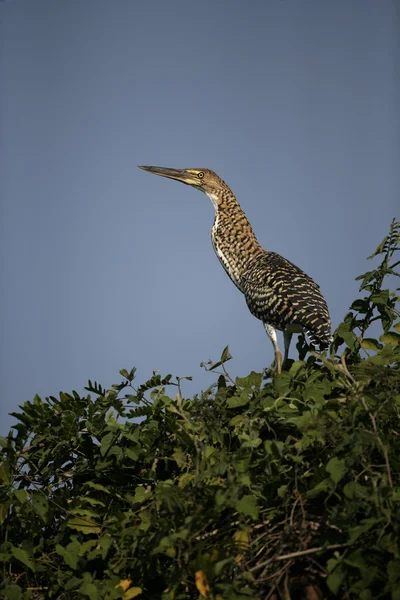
[138,166,227,207]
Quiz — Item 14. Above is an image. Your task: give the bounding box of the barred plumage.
[139,165,332,373]
[241,251,332,349]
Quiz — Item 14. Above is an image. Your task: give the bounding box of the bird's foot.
[263,358,294,379]
[281,358,294,372]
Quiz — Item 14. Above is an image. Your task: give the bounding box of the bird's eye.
[198,171,204,179]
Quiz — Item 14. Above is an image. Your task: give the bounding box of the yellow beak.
[138,165,200,187]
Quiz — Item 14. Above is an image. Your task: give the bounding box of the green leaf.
[348,519,379,543]
[99,535,113,559]
[138,510,152,531]
[56,541,81,569]
[0,501,10,524]
[371,290,389,305]
[65,577,83,591]
[336,322,358,350]
[31,492,48,522]
[306,479,332,498]
[277,485,288,498]
[326,457,346,484]
[125,447,140,461]
[3,585,22,600]
[236,371,262,389]
[387,559,400,583]
[214,557,234,575]
[221,345,232,363]
[13,489,28,504]
[178,472,195,488]
[209,345,232,370]
[304,381,331,403]
[204,446,215,459]
[288,360,305,376]
[79,539,97,557]
[343,482,369,499]
[236,495,259,520]
[368,345,399,365]
[350,298,370,314]
[100,432,114,456]
[159,394,173,407]
[69,507,100,519]
[0,460,11,484]
[379,332,400,346]
[367,235,388,258]
[326,561,346,595]
[83,481,110,494]
[80,496,105,508]
[273,372,291,394]
[119,367,136,382]
[264,440,284,458]
[11,546,36,572]
[123,588,143,599]
[360,338,381,351]
[131,485,148,503]
[67,517,101,535]
[344,548,368,570]
[79,582,99,600]
[109,446,123,461]
[356,270,375,287]
[227,391,250,408]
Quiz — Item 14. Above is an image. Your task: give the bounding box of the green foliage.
[1,220,399,599]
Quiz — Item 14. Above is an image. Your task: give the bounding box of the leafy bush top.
[1,220,400,600]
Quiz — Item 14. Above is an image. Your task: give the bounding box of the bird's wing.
[241,251,331,347]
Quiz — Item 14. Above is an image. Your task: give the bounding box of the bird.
[138,166,332,374]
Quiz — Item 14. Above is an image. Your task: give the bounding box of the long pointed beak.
[138,165,197,186]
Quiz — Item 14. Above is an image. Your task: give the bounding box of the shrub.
[1,220,399,599]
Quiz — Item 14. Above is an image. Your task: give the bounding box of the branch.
[360,396,393,488]
[249,543,348,574]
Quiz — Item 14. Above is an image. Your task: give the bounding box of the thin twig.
[221,360,236,385]
[263,565,288,599]
[360,396,393,487]
[340,354,356,383]
[289,496,300,528]
[250,543,348,573]
[17,442,45,456]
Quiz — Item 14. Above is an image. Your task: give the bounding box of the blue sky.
[1,0,398,433]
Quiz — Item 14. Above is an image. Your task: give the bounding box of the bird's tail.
[306,329,333,351]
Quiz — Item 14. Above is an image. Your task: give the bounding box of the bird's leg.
[264,323,282,375]
[282,331,293,370]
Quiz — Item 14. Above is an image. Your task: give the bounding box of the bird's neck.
[207,189,262,291]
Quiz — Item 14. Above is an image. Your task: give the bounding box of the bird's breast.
[211,218,244,292]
